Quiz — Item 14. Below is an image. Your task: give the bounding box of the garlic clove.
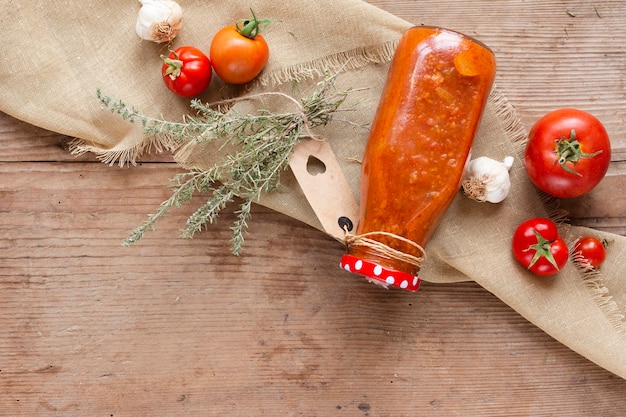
[502,155,514,171]
[462,156,514,203]
[136,0,183,43]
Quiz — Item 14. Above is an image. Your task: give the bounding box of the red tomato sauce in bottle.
[341,26,496,291]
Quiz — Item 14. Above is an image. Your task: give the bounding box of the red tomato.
[512,218,569,276]
[161,46,212,97]
[573,236,607,269]
[524,109,611,198]
[210,11,271,84]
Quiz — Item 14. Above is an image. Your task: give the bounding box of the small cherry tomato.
[573,236,607,269]
[210,10,271,84]
[512,218,569,276]
[161,46,212,97]
[524,108,611,198]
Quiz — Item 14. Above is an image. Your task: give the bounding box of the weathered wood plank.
[1,164,624,416]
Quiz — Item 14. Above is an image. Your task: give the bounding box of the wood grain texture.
[2,1,626,416]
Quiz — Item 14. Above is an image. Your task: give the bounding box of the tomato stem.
[161,52,183,80]
[554,129,603,176]
[524,229,561,270]
[236,9,273,39]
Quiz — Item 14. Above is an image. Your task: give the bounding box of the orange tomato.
[209,12,271,84]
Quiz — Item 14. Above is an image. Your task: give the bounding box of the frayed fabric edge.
[489,86,528,157]
[490,86,569,224]
[572,241,626,337]
[256,40,399,87]
[68,134,176,167]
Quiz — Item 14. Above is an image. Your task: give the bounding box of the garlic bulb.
[136,0,183,43]
[462,156,514,203]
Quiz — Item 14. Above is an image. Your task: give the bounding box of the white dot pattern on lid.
[339,254,420,292]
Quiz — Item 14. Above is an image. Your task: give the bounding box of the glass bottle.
[341,26,497,291]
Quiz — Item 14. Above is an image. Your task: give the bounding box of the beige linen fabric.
[1,0,625,378]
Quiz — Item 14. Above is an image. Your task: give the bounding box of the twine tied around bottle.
[343,229,426,271]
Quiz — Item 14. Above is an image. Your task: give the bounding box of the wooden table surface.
[2,1,626,416]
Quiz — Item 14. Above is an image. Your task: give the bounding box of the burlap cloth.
[2,1,625,378]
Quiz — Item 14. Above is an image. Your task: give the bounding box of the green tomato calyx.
[161,52,183,80]
[236,9,273,39]
[525,229,560,271]
[555,129,603,176]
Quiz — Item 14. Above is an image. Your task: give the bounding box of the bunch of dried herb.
[97,73,352,254]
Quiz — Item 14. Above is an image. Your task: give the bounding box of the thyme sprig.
[98,73,351,255]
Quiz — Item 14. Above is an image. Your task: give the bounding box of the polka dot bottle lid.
[340,254,420,292]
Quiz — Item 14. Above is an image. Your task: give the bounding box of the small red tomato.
[524,109,611,198]
[161,46,212,97]
[573,236,607,269]
[210,10,271,84]
[512,218,569,276]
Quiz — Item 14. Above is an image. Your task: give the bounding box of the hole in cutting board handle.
[306,155,327,176]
